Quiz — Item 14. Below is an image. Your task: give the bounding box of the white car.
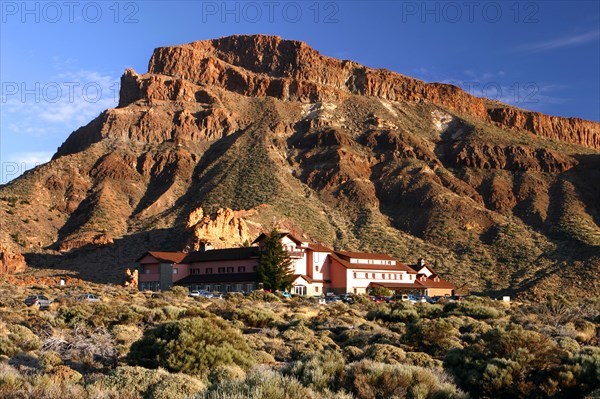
[77,293,100,302]
[189,290,213,298]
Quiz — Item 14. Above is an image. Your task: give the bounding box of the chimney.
[199,241,213,252]
[418,258,426,267]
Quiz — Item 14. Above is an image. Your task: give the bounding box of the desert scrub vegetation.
[127,317,255,378]
[0,282,597,398]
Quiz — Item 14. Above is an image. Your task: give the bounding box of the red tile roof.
[417,274,455,289]
[137,251,187,264]
[306,243,333,252]
[291,274,316,283]
[329,253,415,272]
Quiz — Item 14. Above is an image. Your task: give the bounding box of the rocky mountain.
[1,35,598,298]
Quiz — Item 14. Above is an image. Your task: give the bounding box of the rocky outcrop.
[488,107,599,150]
[185,208,253,251]
[147,35,489,119]
[0,244,27,274]
[124,268,138,289]
[58,232,114,253]
[450,143,574,173]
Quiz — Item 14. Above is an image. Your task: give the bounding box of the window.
[238,266,246,273]
[354,288,357,294]
[218,267,225,273]
[226,267,234,273]
[246,283,254,292]
[235,284,242,292]
[214,285,221,292]
[173,268,178,274]
[226,285,231,292]
[206,268,213,274]
[145,268,151,274]
[353,272,357,278]
[315,266,319,272]
[315,286,319,292]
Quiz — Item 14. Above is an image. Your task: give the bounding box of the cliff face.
[1,35,599,298]
[0,245,27,274]
[488,106,599,150]
[147,35,490,118]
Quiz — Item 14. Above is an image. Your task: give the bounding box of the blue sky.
[1,0,599,183]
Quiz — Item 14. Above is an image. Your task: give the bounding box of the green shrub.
[0,324,41,357]
[344,360,468,399]
[443,301,502,320]
[203,369,320,399]
[405,351,441,369]
[57,306,89,327]
[246,291,281,302]
[558,346,600,397]
[168,286,190,299]
[208,364,247,385]
[444,324,572,398]
[367,303,419,324]
[360,344,406,364]
[283,350,345,393]
[404,318,463,356]
[370,287,393,297]
[96,365,206,398]
[127,317,254,378]
[233,307,279,328]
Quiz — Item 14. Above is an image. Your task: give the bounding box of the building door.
[294,285,307,296]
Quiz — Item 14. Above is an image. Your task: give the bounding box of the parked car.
[312,296,327,305]
[370,295,386,303]
[24,295,51,309]
[413,295,428,303]
[77,293,100,302]
[389,294,410,302]
[189,290,213,298]
[339,293,355,304]
[325,296,341,304]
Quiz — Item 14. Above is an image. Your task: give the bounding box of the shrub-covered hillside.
[0,282,598,398]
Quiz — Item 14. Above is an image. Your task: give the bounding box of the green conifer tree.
[257,229,293,291]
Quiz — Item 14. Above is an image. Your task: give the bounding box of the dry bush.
[443,300,503,320]
[283,350,346,393]
[203,369,323,399]
[367,303,419,324]
[92,365,206,399]
[233,306,281,328]
[403,317,463,357]
[360,344,407,364]
[344,359,468,399]
[42,325,117,371]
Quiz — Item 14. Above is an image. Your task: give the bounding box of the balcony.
[286,250,305,258]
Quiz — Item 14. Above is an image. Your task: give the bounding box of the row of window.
[139,281,160,291]
[190,266,256,275]
[353,272,413,281]
[189,283,255,293]
[350,259,395,265]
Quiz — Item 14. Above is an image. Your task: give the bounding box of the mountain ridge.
[1,34,598,299]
